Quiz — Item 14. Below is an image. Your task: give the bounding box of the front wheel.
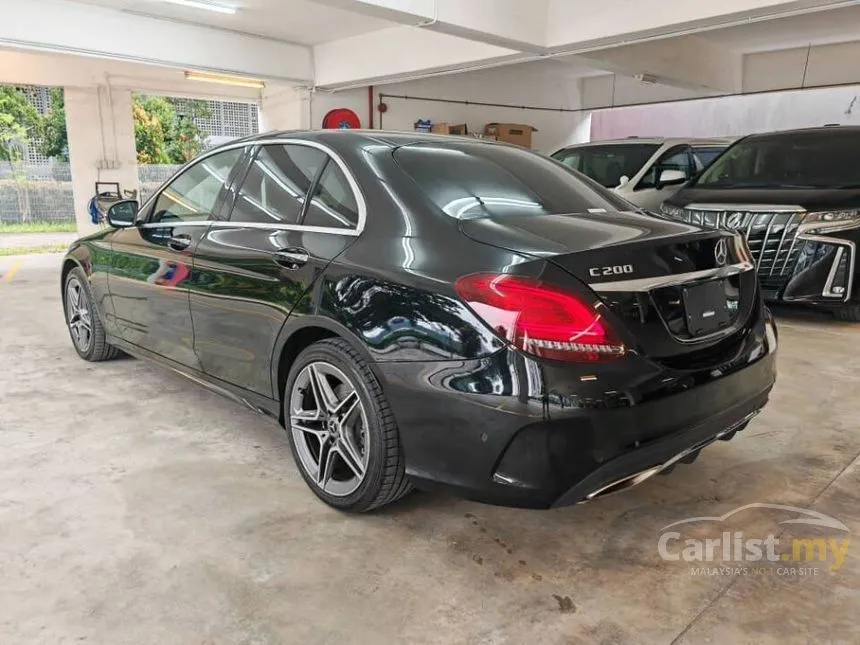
[64,267,120,362]
[835,304,860,322]
[284,338,412,512]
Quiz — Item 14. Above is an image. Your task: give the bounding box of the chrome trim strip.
[685,203,806,213]
[823,247,845,298]
[136,137,368,236]
[770,212,795,277]
[138,219,361,236]
[758,212,774,270]
[139,220,213,229]
[799,234,857,302]
[590,261,755,293]
[781,227,801,276]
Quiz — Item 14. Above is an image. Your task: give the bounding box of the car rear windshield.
[394,143,633,220]
[551,143,660,188]
[694,130,860,188]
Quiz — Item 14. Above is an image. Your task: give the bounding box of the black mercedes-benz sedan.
[661,126,860,321]
[61,130,777,512]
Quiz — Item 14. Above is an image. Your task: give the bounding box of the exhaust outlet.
[582,409,763,502]
[584,464,664,500]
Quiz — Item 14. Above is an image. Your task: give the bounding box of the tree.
[133,95,211,165]
[40,88,68,161]
[3,87,213,165]
[168,100,211,163]
[133,95,173,164]
[0,86,41,161]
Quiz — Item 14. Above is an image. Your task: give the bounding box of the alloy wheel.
[66,277,93,354]
[289,361,370,497]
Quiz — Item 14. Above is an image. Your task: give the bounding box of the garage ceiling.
[72,0,395,45]
[699,3,860,53]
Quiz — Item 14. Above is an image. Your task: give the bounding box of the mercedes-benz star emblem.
[714,238,729,266]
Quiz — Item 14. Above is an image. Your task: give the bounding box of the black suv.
[661,126,860,321]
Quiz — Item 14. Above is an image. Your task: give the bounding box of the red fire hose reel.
[322,108,361,129]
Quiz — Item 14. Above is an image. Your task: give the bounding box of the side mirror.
[657,169,687,189]
[107,200,139,228]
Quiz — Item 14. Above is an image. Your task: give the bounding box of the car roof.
[557,136,735,149]
[235,129,505,149]
[741,124,860,140]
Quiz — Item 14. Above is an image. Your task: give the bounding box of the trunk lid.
[460,211,759,360]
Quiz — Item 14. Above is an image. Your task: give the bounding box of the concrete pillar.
[65,86,138,236]
[259,85,311,133]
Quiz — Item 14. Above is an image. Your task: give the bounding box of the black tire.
[835,305,860,322]
[284,338,413,512]
[63,267,121,362]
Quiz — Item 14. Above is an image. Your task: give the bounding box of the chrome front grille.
[682,208,807,291]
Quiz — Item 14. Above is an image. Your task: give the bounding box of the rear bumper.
[377,316,777,509]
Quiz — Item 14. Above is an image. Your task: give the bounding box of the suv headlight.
[800,210,860,235]
[660,203,686,219]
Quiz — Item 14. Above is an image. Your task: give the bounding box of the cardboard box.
[483,123,537,148]
[431,122,468,135]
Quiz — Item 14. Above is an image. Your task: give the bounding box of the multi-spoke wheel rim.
[66,278,93,353]
[290,361,370,497]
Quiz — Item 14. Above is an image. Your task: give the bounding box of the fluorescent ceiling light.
[161,0,238,14]
[185,71,266,89]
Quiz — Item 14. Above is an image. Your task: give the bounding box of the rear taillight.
[455,273,625,362]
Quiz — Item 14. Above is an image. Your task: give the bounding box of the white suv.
[551,137,733,211]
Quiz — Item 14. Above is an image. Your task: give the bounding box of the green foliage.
[134,95,173,164]
[40,88,68,161]
[168,100,212,163]
[0,86,41,161]
[0,221,77,233]
[133,95,212,165]
[0,86,213,166]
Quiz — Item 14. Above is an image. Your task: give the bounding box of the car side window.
[230,144,326,225]
[150,149,243,224]
[636,146,694,190]
[302,160,360,230]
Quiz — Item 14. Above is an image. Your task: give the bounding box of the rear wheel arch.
[273,319,380,425]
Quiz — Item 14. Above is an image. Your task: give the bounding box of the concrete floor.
[2,253,859,645]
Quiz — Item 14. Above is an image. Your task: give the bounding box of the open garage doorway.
[0,84,75,248]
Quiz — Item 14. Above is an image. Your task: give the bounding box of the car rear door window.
[150,148,243,223]
[230,144,326,225]
[302,160,360,229]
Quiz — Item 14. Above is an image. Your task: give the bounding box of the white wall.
[340,61,589,152]
[589,84,860,140]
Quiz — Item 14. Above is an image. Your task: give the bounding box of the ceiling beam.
[313,26,530,89]
[310,0,550,52]
[566,36,741,94]
[0,0,313,83]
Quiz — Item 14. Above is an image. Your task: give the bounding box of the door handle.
[273,248,310,269]
[168,234,192,251]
